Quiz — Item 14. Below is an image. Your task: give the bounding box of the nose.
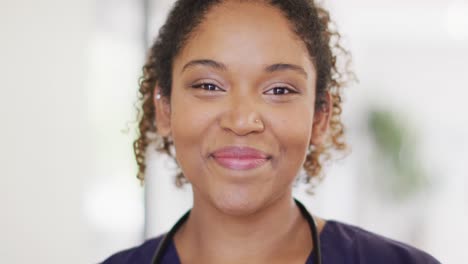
[219,94,265,136]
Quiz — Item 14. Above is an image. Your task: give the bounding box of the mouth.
[210,146,272,170]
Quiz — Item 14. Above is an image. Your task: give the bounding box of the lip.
[210,146,271,170]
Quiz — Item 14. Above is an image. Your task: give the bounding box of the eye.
[264,86,298,95]
[191,82,224,92]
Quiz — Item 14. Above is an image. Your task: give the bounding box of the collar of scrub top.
[151,198,322,264]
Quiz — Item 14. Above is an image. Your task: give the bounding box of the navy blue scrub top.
[102,220,440,263]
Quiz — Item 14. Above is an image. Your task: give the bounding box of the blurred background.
[1,0,467,263]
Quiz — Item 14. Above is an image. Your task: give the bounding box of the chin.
[208,184,278,217]
[211,188,265,216]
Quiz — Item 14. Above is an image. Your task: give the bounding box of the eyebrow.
[181,59,308,79]
[181,59,227,73]
[265,63,308,79]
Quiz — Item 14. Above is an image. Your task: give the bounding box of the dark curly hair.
[134,0,353,187]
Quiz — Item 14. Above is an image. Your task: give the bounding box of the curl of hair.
[133,0,355,188]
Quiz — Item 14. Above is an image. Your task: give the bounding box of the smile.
[210,146,271,170]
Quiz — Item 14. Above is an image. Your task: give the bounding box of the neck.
[174,192,312,264]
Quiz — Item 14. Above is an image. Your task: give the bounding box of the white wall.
[1,0,145,263]
[1,0,92,262]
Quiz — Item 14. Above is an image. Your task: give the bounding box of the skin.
[155,1,331,263]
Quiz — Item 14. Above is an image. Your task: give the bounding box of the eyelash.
[191,82,298,95]
[191,83,224,92]
[264,87,298,95]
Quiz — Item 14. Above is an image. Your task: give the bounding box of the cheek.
[171,89,207,138]
[271,104,314,168]
[170,93,219,173]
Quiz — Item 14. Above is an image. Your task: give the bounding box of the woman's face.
[156,1,328,215]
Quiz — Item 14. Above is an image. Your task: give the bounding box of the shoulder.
[100,234,165,264]
[322,220,441,264]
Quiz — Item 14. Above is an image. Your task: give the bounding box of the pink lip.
[210,146,271,170]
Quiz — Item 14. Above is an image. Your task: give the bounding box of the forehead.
[174,1,315,75]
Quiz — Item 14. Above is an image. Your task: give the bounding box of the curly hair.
[134,0,353,188]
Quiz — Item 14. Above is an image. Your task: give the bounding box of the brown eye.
[265,86,297,95]
[191,83,223,91]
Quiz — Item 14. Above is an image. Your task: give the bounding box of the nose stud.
[254,119,264,130]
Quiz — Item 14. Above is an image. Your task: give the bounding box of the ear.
[154,85,172,137]
[310,92,332,146]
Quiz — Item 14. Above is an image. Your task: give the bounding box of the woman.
[103,0,440,263]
